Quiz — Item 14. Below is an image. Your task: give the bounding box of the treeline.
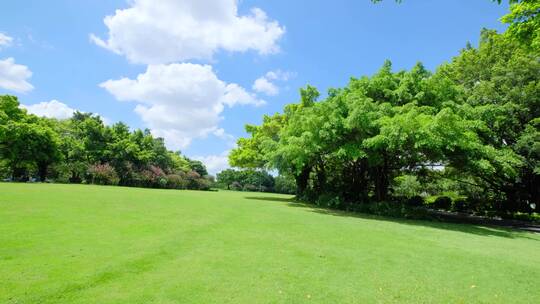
[216,169,296,194]
[230,27,539,216]
[0,96,213,190]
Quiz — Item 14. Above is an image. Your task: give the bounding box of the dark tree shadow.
[244,196,296,203]
[243,195,539,239]
[283,201,539,240]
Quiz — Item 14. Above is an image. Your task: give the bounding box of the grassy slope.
[0,183,539,304]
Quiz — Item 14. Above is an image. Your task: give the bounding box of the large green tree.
[0,96,60,181]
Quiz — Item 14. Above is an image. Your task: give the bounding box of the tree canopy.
[229,5,539,214]
[0,96,212,190]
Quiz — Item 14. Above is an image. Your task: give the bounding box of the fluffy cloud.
[91,0,285,64]
[100,63,264,149]
[0,33,13,49]
[193,150,231,175]
[212,128,236,146]
[265,70,294,82]
[252,77,278,96]
[20,100,111,124]
[0,57,33,93]
[20,100,75,119]
[252,69,294,96]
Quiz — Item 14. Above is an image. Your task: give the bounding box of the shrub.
[88,163,119,185]
[230,181,242,191]
[452,198,468,212]
[392,175,423,198]
[368,201,405,217]
[407,195,424,207]
[194,177,211,190]
[315,193,343,209]
[243,184,259,192]
[466,198,493,213]
[275,175,297,194]
[186,171,201,189]
[503,212,540,223]
[165,174,188,189]
[138,165,167,188]
[158,177,168,188]
[0,160,9,179]
[348,198,430,219]
[139,170,155,187]
[433,196,452,210]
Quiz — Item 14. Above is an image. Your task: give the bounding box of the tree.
[216,169,275,192]
[187,159,208,177]
[216,169,239,190]
[274,175,297,194]
[435,29,539,210]
[0,96,60,181]
[500,0,540,51]
[231,26,538,213]
[0,95,214,191]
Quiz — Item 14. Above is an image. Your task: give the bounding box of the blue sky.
[0,0,508,173]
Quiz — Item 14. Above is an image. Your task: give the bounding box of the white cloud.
[0,57,33,93]
[253,77,278,96]
[100,63,264,150]
[222,83,265,107]
[20,100,75,120]
[20,100,111,124]
[100,116,113,126]
[265,69,294,81]
[193,150,231,175]
[91,0,285,64]
[252,69,294,96]
[0,33,13,49]
[212,128,235,143]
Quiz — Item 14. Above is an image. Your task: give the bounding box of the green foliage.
[433,196,453,210]
[216,168,276,192]
[392,175,423,198]
[88,163,119,185]
[229,114,285,169]
[187,159,208,177]
[231,20,539,215]
[274,175,297,194]
[501,0,540,51]
[0,96,61,181]
[0,95,212,190]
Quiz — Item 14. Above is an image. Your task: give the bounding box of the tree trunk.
[295,165,311,197]
[315,162,326,195]
[12,166,28,182]
[354,159,369,202]
[343,159,369,202]
[37,162,48,182]
[374,153,390,202]
[70,171,82,183]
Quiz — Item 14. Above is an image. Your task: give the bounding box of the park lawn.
[0,183,539,303]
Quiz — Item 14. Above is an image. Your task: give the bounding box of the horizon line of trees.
[0,97,213,191]
[228,1,539,215]
[215,168,297,194]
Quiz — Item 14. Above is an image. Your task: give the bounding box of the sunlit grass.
[1,183,539,303]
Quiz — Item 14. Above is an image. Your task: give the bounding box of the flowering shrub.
[165,174,188,189]
[88,163,119,185]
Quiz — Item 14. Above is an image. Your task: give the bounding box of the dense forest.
[229,1,540,216]
[0,97,214,190]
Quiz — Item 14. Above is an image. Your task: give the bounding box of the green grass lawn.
[1,183,539,303]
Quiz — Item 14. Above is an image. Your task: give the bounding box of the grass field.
[1,183,539,303]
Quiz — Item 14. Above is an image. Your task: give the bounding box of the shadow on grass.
[244,196,296,203]
[278,201,538,240]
